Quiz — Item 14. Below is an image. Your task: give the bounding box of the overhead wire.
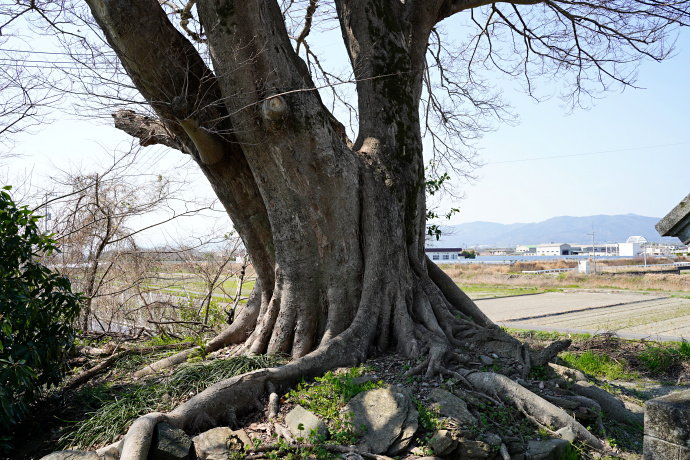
[486,142,690,165]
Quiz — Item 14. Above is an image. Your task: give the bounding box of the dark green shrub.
[0,186,82,433]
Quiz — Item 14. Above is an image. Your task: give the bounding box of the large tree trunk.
[87,0,519,369]
[70,1,615,458]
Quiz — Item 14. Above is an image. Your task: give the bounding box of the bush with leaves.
[0,186,82,433]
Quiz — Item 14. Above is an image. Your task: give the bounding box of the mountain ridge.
[431,214,680,247]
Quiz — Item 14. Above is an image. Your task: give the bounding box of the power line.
[486,142,690,165]
[0,48,112,57]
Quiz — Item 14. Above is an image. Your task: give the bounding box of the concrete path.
[476,291,690,341]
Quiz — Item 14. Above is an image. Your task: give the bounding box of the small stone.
[410,446,427,456]
[149,422,193,460]
[482,432,502,447]
[491,354,499,359]
[192,427,252,460]
[527,439,571,460]
[428,430,458,456]
[351,374,378,385]
[458,440,492,458]
[343,386,417,455]
[428,389,477,426]
[503,436,526,454]
[539,382,545,389]
[285,405,328,440]
[479,355,494,365]
[556,426,577,443]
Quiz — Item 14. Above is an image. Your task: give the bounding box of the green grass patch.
[560,351,636,380]
[60,355,284,449]
[504,328,592,342]
[457,284,546,299]
[286,366,383,445]
[287,367,382,421]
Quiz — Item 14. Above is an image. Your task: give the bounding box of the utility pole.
[588,229,596,274]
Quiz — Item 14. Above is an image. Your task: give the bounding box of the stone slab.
[644,435,690,460]
[656,194,690,244]
[645,390,690,446]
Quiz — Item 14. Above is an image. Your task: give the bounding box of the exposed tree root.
[570,381,644,426]
[463,371,605,450]
[529,339,573,367]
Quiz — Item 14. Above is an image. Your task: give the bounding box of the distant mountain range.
[431,214,681,247]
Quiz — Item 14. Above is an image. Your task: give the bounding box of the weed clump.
[637,340,690,376]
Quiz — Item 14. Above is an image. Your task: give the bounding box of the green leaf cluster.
[0,186,83,432]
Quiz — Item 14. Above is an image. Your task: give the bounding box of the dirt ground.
[476,290,690,340]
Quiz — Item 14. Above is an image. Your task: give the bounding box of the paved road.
[476,291,690,341]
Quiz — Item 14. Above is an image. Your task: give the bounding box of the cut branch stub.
[261,95,288,125]
[178,118,225,165]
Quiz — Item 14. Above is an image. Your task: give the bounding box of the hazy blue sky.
[7,10,689,231]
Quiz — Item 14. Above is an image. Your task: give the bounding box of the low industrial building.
[425,247,464,263]
[618,236,647,257]
[536,243,571,256]
[516,245,536,254]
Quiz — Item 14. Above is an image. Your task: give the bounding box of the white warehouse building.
[536,243,571,256]
[618,236,647,257]
[425,248,464,263]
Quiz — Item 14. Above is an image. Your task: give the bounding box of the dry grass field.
[443,258,690,295]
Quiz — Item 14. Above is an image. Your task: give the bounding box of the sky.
[4,7,690,237]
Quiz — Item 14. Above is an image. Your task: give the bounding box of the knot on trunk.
[261,95,288,126]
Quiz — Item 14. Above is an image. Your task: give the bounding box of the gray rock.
[150,422,193,460]
[526,439,570,460]
[555,426,577,443]
[341,454,365,460]
[350,374,379,385]
[644,389,690,445]
[644,389,690,459]
[342,385,417,455]
[503,436,526,454]
[479,355,494,365]
[429,388,477,427]
[428,430,458,456]
[40,452,100,460]
[482,432,502,447]
[656,193,690,244]
[285,405,328,440]
[192,427,253,460]
[643,435,690,460]
[457,440,492,458]
[387,399,419,456]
